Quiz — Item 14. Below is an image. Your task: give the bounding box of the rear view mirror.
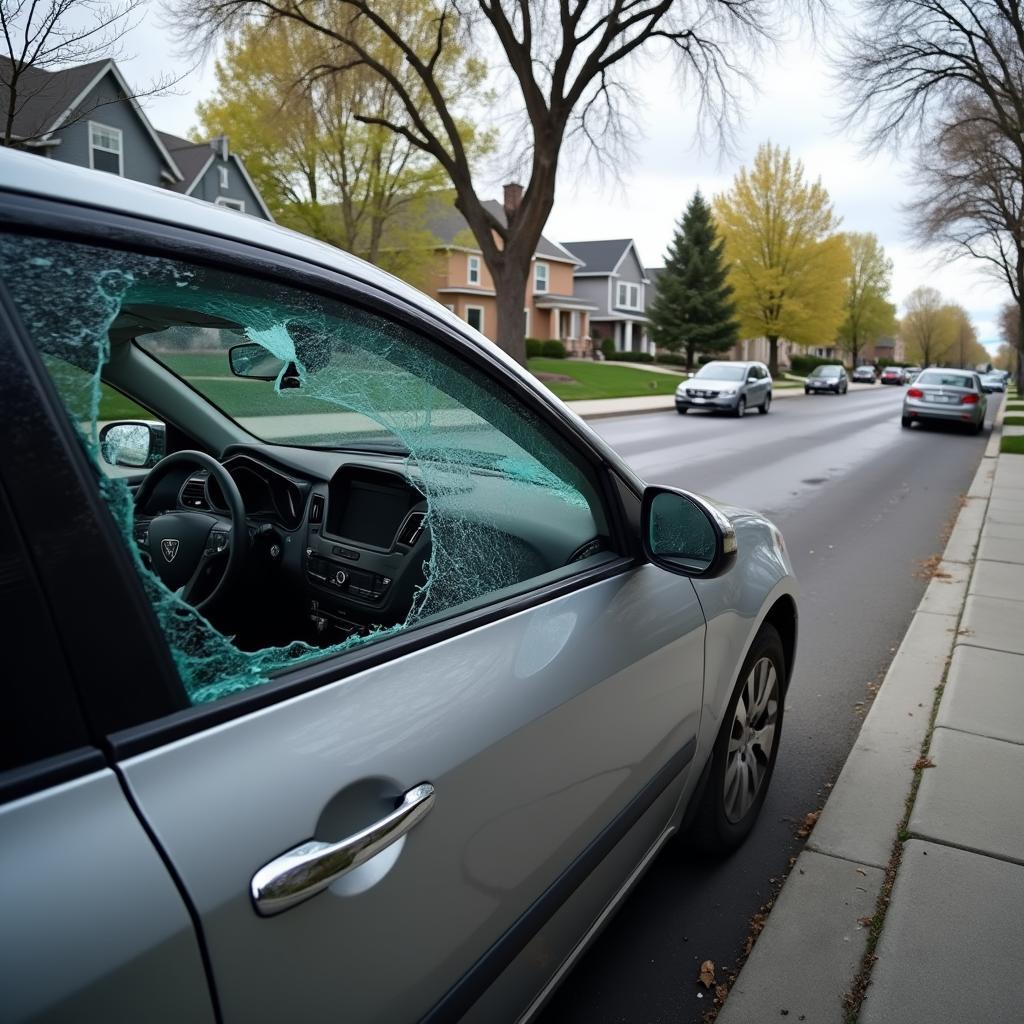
[229,343,288,380]
[641,486,737,579]
[99,421,166,468]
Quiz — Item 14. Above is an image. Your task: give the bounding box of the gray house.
[0,57,272,220]
[562,239,653,355]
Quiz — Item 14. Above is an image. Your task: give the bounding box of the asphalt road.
[539,383,999,1024]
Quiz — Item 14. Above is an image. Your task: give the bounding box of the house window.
[468,255,481,285]
[465,306,484,333]
[616,282,640,309]
[218,166,230,190]
[534,262,549,294]
[88,122,122,175]
[215,197,245,213]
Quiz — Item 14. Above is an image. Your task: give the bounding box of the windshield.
[916,371,975,388]
[694,363,747,381]
[810,366,841,378]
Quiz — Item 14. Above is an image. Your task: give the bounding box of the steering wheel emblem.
[161,538,180,562]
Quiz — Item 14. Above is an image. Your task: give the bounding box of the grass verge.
[1003,415,1024,426]
[1000,435,1024,455]
[528,358,681,399]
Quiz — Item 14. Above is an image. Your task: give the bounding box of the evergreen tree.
[649,192,739,370]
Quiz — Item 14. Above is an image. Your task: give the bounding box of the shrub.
[698,354,717,365]
[525,337,544,358]
[656,352,688,366]
[600,337,616,359]
[541,339,567,359]
[607,350,654,363]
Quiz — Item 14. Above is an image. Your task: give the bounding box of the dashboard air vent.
[397,511,427,547]
[180,476,210,510]
[310,495,325,524]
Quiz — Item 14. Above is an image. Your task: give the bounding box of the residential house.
[413,186,595,352]
[563,239,653,355]
[864,335,906,365]
[0,57,272,220]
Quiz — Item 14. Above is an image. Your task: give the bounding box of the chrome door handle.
[251,782,435,917]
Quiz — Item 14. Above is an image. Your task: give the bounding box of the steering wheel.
[132,450,247,613]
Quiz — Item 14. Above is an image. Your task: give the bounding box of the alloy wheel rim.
[738,398,745,416]
[723,656,779,823]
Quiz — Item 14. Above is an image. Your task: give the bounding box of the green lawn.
[1001,435,1024,455]
[1003,415,1024,426]
[529,358,682,400]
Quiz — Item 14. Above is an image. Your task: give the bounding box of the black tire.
[677,407,688,415]
[687,624,786,855]
[971,419,983,435]
[735,396,746,418]
[901,415,912,428]
[804,388,810,395]
[759,393,771,414]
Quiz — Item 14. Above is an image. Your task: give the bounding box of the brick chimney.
[503,182,524,221]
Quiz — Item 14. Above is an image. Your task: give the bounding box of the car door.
[0,218,708,1024]
[0,317,215,1023]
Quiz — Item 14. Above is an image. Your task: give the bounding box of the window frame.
[215,196,245,213]
[465,304,485,333]
[467,254,481,285]
[87,121,123,176]
[0,191,641,759]
[218,165,229,190]
[534,261,549,294]
[616,281,640,310]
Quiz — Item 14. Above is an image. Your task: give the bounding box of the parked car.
[852,365,877,384]
[980,372,1007,393]
[804,365,849,394]
[675,360,773,416]
[0,151,798,1024]
[902,369,988,433]
[880,367,905,385]
[901,366,922,384]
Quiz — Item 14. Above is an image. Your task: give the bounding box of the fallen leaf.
[855,868,867,876]
[914,757,936,770]
[857,915,875,927]
[714,983,729,1005]
[796,810,820,838]
[699,960,716,989]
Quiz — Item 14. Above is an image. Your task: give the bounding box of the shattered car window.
[0,233,610,706]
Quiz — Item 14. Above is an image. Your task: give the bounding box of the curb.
[716,397,1007,1023]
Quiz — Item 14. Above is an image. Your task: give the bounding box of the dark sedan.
[880,367,904,385]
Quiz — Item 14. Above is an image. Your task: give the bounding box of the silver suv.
[676,360,773,417]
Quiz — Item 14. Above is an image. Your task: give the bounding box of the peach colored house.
[416,190,597,355]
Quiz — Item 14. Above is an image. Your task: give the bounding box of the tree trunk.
[767,335,779,377]
[686,341,697,371]
[493,261,529,366]
[1017,299,1024,395]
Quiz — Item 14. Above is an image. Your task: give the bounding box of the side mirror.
[99,421,166,468]
[641,486,737,579]
[229,343,288,380]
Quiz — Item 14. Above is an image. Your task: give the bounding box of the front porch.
[533,294,598,357]
[593,317,654,356]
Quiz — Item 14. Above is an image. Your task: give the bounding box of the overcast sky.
[122,4,1008,353]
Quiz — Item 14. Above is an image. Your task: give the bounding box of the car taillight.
[961,393,979,405]
[908,387,924,398]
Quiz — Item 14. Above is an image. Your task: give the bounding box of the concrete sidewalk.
[717,401,1024,1023]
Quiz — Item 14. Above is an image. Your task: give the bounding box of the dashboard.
[172,444,603,647]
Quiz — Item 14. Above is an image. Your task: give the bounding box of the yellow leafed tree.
[715,143,851,375]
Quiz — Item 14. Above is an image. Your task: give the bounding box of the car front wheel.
[759,394,771,414]
[687,623,785,854]
[735,396,746,418]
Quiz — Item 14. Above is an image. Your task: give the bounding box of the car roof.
[0,148,508,366]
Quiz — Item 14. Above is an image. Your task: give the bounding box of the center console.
[303,465,428,639]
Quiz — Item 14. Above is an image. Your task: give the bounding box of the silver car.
[902,368,988,433]
[675,360,773,416]
[0,151,797,1024]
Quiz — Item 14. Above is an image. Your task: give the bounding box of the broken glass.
[0,233,607,705]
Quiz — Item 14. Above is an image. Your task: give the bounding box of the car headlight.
[721,387,737,395]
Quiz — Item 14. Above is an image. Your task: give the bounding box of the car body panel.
[804,366,848,394]
[0,770,215,1023]
[119,569,707,1022]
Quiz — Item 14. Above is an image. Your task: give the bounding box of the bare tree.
[1,0,180,148]
[174,0,816,363]
[836,0,1024,388]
